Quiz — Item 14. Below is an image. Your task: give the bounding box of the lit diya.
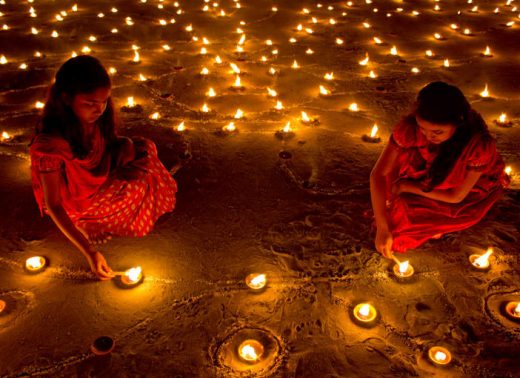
[300,111,319,126]
[275,122,295,140]
[427,346,452,366]
[392,255,414,278]
[494,113,513,127]
[245,273,267,291]
[469,247,493,270]
[352,303,378,325]
[120,266,143,287]
[362,124,381,143]
[238,339,264,363]
[504,301,520,321]
[25,256,47,273]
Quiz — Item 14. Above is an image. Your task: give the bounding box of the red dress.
[387,114,509,252]
[29,127,177,239]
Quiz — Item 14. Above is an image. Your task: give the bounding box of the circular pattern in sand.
[212,326,285,376]
[0,290,35,328]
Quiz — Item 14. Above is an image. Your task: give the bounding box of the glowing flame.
[26,256,44,270]
[498,113,507,123]
[411,67,420,73]
[230,63,240,74]
[370,124,378,138]
[359,53,369,66]
[124,266,142,283]
[291,60,300,69]
[248,274,267,289]
[443,59,450,67]
[215,56,222,64]
[474,248,493,267]
[426,50,434,57]
[349,103,359,112]
[238,34,246,45]
[239,342,261,361]
[200,47,208,55]
[336,37,344,45]
[359,304,371,317]
[483,46,492,56]
[133,50,140,63]
[1,131,11,141]
[201,103,210,113]
[275,101,284,110]
[223,122,236,132]
[207,87,216,97]
[139,73,147,81]
[150,112,160,120]
[126,97,135,107]
[373,37,383,44]
[233,76,242,87]
[324,72,334,80]
[269,67,277,75]
[398,260,409,274]
[301,111,311,122]
[504,166,512,175]
[282,122,292,133]
[463,28,471,35]
[434,351,447,362]
[319,85,331,95]
[390,46,398,55]
[267,88,277,97]
[35,101,45,109]
[200,67,209,75]
[177,121,186,132]
[434,33,443,40]
[480,84,489,97]
[514,303,520,315]
[234,109,244,119]
[369,70,377,78]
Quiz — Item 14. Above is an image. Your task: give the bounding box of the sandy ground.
[1,0,520,377]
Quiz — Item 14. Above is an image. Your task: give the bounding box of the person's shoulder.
[30,132,70,157]
[391,115,421,148]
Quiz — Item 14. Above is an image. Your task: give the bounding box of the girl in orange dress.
[370,81,509,258]
[29,55,178,279]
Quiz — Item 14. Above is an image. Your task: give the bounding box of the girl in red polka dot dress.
[370,82,509,258]
[29,55,178,280]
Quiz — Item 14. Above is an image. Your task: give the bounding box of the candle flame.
[480,84,489,97]
[249,274,266,288]
[282,122,292,133]
[133,50,140,63]
[514,303,520,315]
[498,113,507,123]
[233,76,242,87]
[207,87,216,97]
[200,67,209,75]
[369,70,377,78]
[301,111,310,122]
[150,112,160,120]
[390,46,398,55]
[1,131,11,141]
[398,260,409,274]
[125,266,142,283]
[26,256,44,269]
[239,343,259,361]
[230,63,240,74]
[177,121,186,132]
[319,85,331,95]
[234,109,244,119]
[126,97,135,107]
[349,103,359,112]
[359,53,369,66]
[434,351,447,361]
[336,37,344,45]
[275,101,284,110]
[484,46,492,56]
[267,88,277,97]
[215,56,222,64]
[443,59,450,67]
[373,37,382,44]
[370,124,378,138]
[223,122,236,132]
[292,60,300,69]
[359,304,371,317]
[201,103,210,113]
[474,248,493,267]
[324,72,334,80]
[504,166,512,175]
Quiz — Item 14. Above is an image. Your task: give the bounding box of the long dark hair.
[412,81,487,191]
[33,55,118,158]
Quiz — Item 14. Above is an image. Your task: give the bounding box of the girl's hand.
[86,251,115,280]
[116,137,136,167]
[375,227,394,259]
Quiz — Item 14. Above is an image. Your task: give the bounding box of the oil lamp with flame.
[25,256,47,273]
[480,84,490,98]
[469,247,493,270]
[494,113,512,127]
[353,303,378,324]
[0,299,5,313]
[300,111,319,126]
[238,339,264,363]
[245,273,267,290]
[392,256,414,278]
[231,75,245,91]
[1,131,11,142]
[319,85,331,96]
[504,301,520,321]
[234,109,244,119]
[120,266,143,286]
[428,346,452,365]
[362,124,381,143]
[222,122,237,133]
[482,46,493,57]
[176,121,186,132]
